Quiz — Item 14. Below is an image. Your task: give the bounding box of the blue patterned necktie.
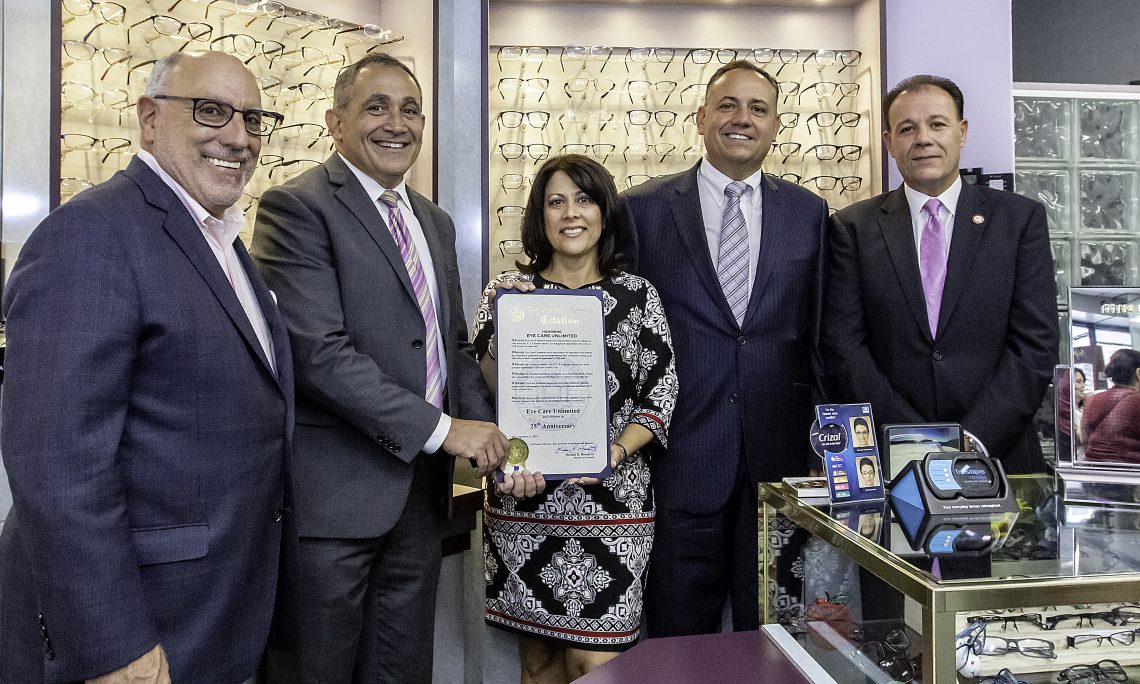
[717,181,750,325]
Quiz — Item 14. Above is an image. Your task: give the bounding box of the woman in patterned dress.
[473,154,677,681]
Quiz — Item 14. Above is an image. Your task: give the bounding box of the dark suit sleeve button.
[737,336,746,346]
[933,351,943,361]
[412,340,424,349]
[729,393,739,403]
[273,508,284,523]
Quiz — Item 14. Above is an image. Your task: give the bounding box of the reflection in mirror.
[1069,287,1140,467]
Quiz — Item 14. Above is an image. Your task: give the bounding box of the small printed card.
[814,403,886,503]
[782,476,831,500]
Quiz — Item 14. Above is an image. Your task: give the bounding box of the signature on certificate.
[556,441,599,455]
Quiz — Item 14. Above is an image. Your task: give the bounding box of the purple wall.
[884,0,1014,189]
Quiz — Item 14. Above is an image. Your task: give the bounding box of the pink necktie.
[380,191,443,409]
[919,198,947,338]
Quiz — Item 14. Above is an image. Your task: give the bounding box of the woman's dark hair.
[519,154,627,276]
[1105,349,1140,386]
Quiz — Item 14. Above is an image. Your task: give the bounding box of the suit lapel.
[742,173,781,328]
[234,242,292,394]
[669,165,739,326]
[407,189,451,336]
[938,183,988,336]
[877,189,933,342]
[127,159,281,380]
[325,154,417,303]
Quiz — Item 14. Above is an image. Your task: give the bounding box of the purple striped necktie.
[380,190,443,409]
[919,197,947,338]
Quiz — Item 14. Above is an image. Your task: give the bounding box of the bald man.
[0,51,292,683]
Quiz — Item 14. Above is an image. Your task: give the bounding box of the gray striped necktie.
[717,181,750,324]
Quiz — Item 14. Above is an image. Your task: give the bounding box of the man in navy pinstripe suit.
[623,61,829,636]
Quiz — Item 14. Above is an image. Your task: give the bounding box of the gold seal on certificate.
[507,437,529,471]
[494,289,610,479]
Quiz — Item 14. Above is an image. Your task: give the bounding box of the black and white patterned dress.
[472,270,677,650]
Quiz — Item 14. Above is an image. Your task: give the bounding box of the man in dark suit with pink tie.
[822,75,1057,474]
[623,61,829,636]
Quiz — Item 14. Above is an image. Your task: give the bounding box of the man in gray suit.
[253,53,517,682]
[1,51,292,683]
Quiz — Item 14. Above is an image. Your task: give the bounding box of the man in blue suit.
[0,51,292,683]
[623,61,828,636]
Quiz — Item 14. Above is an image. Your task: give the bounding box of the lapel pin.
[971,214,985,225]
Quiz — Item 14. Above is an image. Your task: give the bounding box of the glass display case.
[761,476,1140,683]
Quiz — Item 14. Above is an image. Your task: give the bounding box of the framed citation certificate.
[494,288,611,479]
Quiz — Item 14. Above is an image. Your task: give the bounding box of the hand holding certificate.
[494,288,611,479]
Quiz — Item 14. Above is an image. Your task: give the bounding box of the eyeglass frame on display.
[979,634,1057,658]
[496,77,550,101]
[966,613,1048,632]
[1065,629,1137,649]
[563,77,616,100]
[625,79,678,105]
[558,110,615,131]
[624,47,676,73]
[497,143,552,162]
[266,158,321,180]
[127,14,213,47]
[495,205,525,225]
[805,111,861,135]
[498,239,524,258]
[805,144,863,162]
[60,132,133,163]
[798,81,860,106]
[623,143,676,164]
[496,45,549,73]
[497,110,551,130]
[560,45,613,73]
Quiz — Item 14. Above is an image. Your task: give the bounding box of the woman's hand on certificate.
[499,279,536,294]
[566,444,626,487]
[498,469,546,498]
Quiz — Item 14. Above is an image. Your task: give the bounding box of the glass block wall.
[1014,87,1140,364]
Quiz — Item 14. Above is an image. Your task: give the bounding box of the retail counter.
[443,483,483,556]
[761,475,1140,683]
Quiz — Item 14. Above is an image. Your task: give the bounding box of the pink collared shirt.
[137,150,276,374]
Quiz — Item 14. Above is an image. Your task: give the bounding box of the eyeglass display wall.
[1014,86,1140,362]
[58,0,403,243]
[488,45,873,276]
